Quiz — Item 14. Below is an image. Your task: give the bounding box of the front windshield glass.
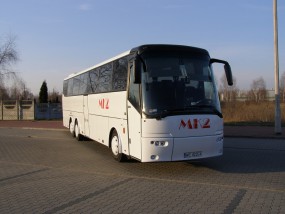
[141,52,221,118]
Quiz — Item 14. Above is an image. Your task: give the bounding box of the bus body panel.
[62,95,84,133]
[63,92,129,148]
[87,92,127,120]
[62,109,70,128]
[141,115,223,138]
[88,114,109,145]
[62,95,84,113]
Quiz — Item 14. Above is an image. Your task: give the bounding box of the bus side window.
[128,62,140,110]
[67,78,73,96]
[63,80,68,96]
[112,57,128,91]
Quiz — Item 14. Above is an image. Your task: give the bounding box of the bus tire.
[75,121,83,141]
[111,130,125,162]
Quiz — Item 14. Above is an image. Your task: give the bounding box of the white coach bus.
[62,44,233,162]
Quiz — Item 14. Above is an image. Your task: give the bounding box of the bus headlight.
[216,136,223,143]
[150,155,159,160]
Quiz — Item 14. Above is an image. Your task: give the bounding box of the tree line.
[219,72,285,103]
[0,34,61,103]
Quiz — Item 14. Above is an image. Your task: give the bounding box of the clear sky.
[1,0,284,94]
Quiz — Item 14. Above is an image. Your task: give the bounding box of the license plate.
[184,151,202,159]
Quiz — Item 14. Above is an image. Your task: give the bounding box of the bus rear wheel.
[111,130,125,162]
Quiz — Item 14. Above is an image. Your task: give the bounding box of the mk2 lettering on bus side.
[179,118,210,129]
[99,98,109,110]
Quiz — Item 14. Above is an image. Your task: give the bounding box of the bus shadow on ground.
[70,135,285,175]
[189,148,285,174]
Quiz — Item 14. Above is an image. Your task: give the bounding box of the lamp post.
[273,0,282,134]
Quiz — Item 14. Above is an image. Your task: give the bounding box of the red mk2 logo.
[99,98,109,110]
[179,118,210,129]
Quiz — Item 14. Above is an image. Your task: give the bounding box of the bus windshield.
[141,52,221,118]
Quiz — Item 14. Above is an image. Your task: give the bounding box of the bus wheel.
[111,130,125,162]
[75,122,83,141]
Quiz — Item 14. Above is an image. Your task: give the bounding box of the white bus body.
[62,44,233,162]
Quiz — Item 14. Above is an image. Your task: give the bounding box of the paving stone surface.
[0,127,284,213]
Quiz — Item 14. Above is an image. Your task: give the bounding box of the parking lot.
[0,127,285,214]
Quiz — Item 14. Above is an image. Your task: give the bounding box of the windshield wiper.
[192,104,223,118]
[143,109,179,120]
[164,105,222,118]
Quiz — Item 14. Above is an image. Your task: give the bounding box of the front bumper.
[141,135,223,162]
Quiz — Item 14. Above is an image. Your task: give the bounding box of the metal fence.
[35,103,62,120]
[0,100,62,120]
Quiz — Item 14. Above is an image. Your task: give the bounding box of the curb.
[0,127,67,132]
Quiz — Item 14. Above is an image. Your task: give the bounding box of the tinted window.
[65,55,130,96]
[63,80,68,96]
[88,63,112,93]
[67,78,73,96]
[113,56,128,91]
[88,69,97,93]
[97,63,112,93]
[73,75,81,95]
[79,73,88,94]
[141,52,221,117]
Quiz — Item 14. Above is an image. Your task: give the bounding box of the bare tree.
[0,34,19,75]
[248,77,267,102]
[0,34,19,99]
[219,73,239,102]
[0,82,9,99]
[7,76,33,100]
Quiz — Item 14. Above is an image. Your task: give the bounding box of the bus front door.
[127,101,142,160]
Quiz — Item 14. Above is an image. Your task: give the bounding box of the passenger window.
[97,63,112,93]
[79,73,88,94]
[73,75,81,95]
[88,63,112,93]
[113,56,128,91]
[63,80,68,96]
[67,78,73,96]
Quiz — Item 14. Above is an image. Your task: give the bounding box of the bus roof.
[131,44,209,56]
[64,44,209,80]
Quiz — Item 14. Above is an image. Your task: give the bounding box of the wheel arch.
[109,127,116,148]
[74,118,81,134]
[69,117,73,127]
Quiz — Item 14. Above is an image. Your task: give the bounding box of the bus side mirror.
[133,58,141,84]
[210,58,233,86]
[224,63,233,86]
